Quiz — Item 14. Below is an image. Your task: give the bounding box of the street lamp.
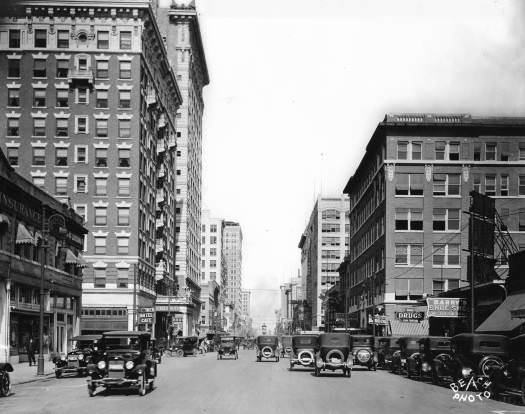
[38,207,67,375]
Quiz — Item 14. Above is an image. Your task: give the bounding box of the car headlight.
[97,360,106,370]
[461,367,472,377]
[61,355,66,361]
[125,361,134,370]
[421,362,431,372]
[78,354,84,360]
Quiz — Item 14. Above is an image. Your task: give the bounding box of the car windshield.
[74,340,95,349]
[293,336,318,347]
[258,336,277,345]
[221,337,234,344]
[104,337,141,350]
[353,337,373,345]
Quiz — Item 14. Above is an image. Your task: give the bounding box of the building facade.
[157,0,209,334]
[342,113,525,337]
[0,0,182,334]
[223,221,242,332]
[298,197,349,330]
[0,149,87,363]
[240,290,250,317]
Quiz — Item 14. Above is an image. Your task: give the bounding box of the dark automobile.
[217,336,238,360]
[150,340,163,364]
[490,334,525,403]
[256,336,279,362]
[351,335,377,370]
[406,337,451,381]
[0,363,13,397]
[87,331,157,397]
[172,336,199,357]
[391,337,420,374]
[377,337,400,369]
[281,336,293,358]
[433,333,509,385]
[289,335,319,370]
[315,333,352,377]
[54,335,103,378]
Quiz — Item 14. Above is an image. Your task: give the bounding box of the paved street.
[0,350,521,414]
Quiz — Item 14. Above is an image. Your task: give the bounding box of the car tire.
[348,368,352,378]
[314,367,320,377]
[139,374,147,396]
[289,361,293,371]
[276,357,280,362]
[217,354,219,360]
[149,380,155,392]
[407,368,411,379]
[55,370,62,379]
[176,349,184,358]
[0,373,10,397]
[431,368,439,385]
[88,385,96,397]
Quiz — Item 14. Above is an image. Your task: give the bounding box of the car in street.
[54,334,103,378]
[314,333,352,377]
[350,335,377,371]
[256,335,279,362]
[0,362,13,397]
[377,337,400,370]
[289,334,319,370]
[281,335,293,358]
[170,336,200,357]
[86,331,157,397]
[217,336,238,360]
[390,336,420,374]
[405,336,451,381]
[490,333,525,404]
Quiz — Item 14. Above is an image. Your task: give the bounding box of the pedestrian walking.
[26,337,36,366]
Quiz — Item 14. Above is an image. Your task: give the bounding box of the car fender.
[0,363,13,372]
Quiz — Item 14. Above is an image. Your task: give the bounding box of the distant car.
[171,336,200,357]
[315,333,352,377]
[87,331,157,397]
[281,336,293,358]
[0,362,13,397]
[54,335,103,378]
[256,336,279,362]
[350,335,377,371]
[390,337,420,374]
[405,337,452,381]
[377,337,400,370]
[490,333,525,403]
[289,334,319,370]
[217,336,238,360]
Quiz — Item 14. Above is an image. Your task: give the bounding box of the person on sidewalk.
[26,337,36,367]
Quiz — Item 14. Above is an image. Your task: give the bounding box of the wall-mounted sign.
[368,315,388,325]
[395,311,424,322]
[427,298,466,318]
[138,307,155,325]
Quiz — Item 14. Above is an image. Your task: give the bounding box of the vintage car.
[390,337,420,374]
[377,337,400,369]
[243,338,255,350]
[433,333,509,385]
[54,335,103,378]
[351,335,377,370]
[87,331,157,397]
[289,334,319,370]
[405,336,452,381]
[217,336,238,360]
[489,334,525,403]
[315,333,352,377]
[0,363,13,397]
[281,336,293,358]
[171,336,200,357]
[256,336,279,362]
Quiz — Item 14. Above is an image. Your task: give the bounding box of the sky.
[160,0,525,332]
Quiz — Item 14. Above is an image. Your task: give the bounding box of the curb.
[13,372,55,386]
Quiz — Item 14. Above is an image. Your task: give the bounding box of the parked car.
[490,333,525,404]
[0,362,13,397]
[256,336,279,362]
[405,336,451,381]
[171,336,200,357]
[281,336,293,358]
[390,337,420,374]
[54,335,103,378]
[87,331,157,397]
[351,335,377,371]
[289,334,319,370]
[217,336,238,360]
[377,337,400,370]
[433,333,509,385]
[314,333,352,377]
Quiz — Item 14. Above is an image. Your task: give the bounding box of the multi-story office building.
[240,290,250,317]
[199,209,224,332]
[0,0,182,333]
[222,221,242,332]
[342,113,525,337]
[298,196,349,330]
[157,1,209,334]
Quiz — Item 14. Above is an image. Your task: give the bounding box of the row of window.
[201,259,217,268]
[201,224,218,233]
[395,173,460,196]
[395,243,460,267]
[395,208,460,231]
[30,175,130,197]
[202,247,217,256]
[201,236,218,244]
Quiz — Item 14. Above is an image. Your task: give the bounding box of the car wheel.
[407,368,411,379]
[314,367,319,377]
[176,349,184,358]
[0,373,11,397]
[55,370,62,379]
[289,361,293,371]
[138,374,147,396]
[88,384,96,397]
[158,357,162,365]
[217,354,219,360]
[149,380,155,392]
[431,368,439,385]
[276,357,280,362]
[348,368,352,378]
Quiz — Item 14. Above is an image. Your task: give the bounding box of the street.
[0,350,521,414]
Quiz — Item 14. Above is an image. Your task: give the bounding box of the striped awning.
[16,223,35,245]
[389,319,429,337]
[0,214,10,226]
[76,255,88,268]
[64,248,79,265]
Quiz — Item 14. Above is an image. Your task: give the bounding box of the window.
[7,118,19,136]
[76,116,88,134]
[117,237,129,254]
[117,269,128,288]
[33,59,46,77]
[433,208,460,231]
[94,119,108,138]
[520,211,525,231]
[77,87,88,104]
[55,177,68,196]
[486,143,496,161]
[119,61,131,79]
[56,89,69,107]
[473,174,481,193]
[97,31,109,49]
[520,143,525,161]
[8,89,20,106]
[395,173,424,196]
[8,60,20,78]
[432,244,460,267]
[210,248,217,256]
[412,142,422,160]
[118,149,130,167]
[119,90,131,108]
[395,208,423,231]
[432,280,445,296]
[118,178,130,196]
[95,148,108,167]
[435,141,446,160]
[33,176,45,188]
[9,30,20,48]
[95,178,107,195]
[33,118,46,136]
[117,208,130,226]
[95,207,107,225]
[32,147,45,165]
[96,90,108,108]
[395,244,422,266]
[75,176,87,193]
[448,279,460,291]
[520,176,525,196]
[210,260,217,268]
[120,31,132,49]
[7,147,18,166]
[397,141,408,160]
[56,60,69,78]
[55,148,68,166]
[57,30,69,48]
[449,142,460,160]
[96,61,109,78]
[210,224,217,233]
[75,146,87,163]
[433,174,460,196]
[210,236,217,244]
[33,89,46,107]
[94,237,106,255]
[77,57,88,71]
[34,29,47,48]
[485,175,496,196]
[474,143,482,161]
[119,119,131,138]
[74,205,87,223]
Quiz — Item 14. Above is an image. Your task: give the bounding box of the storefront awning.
[0,214,10,226]
[389,319,429,336]
[76,255,88,268]
[476,292,525,333]
[64,248,79,265]
[16,223,35,245]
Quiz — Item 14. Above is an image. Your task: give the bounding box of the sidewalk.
[10,360,55,385]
